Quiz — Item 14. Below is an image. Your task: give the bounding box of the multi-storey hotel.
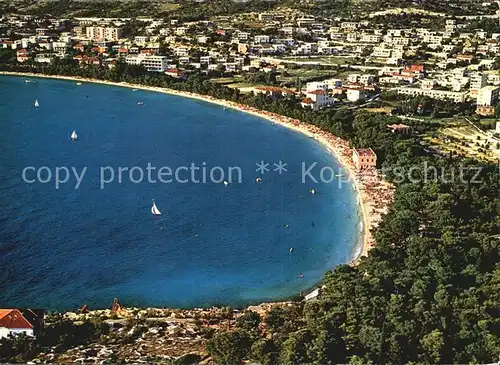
[85,27,123,41]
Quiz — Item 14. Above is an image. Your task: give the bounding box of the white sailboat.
[151,200,161,215]
[71,130,78,141]
[34,99,39,108]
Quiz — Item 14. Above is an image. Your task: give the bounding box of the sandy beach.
[0,71,394,264]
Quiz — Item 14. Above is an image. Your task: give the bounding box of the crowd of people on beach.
[188,96,395,256]
[210,98,395,256]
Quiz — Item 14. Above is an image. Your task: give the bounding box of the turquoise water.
[0,76,361,310]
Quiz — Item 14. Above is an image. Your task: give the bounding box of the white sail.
[151,202,161,215]
[34,99,39,107]
[71,130,77,140]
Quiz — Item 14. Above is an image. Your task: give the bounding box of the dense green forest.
[0,60,499,364]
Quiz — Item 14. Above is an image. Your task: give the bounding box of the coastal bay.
[0,73,372,310]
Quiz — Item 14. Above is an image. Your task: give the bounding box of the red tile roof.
[307,89,326,95]
[409,64,424,72]
[0,309,33,329]
[387,123,410,130]
[300,97,314,104]
[354,148,376,157]
[256,86,295,94]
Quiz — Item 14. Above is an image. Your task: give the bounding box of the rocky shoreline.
[31,301,292,364]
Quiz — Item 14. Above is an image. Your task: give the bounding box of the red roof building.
[165,68,185,78]
[387,123,413,135]
[353,148,377,170]
[73,43,84,52]
[0,309,34,339]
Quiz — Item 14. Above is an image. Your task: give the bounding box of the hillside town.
[2,5,500,119]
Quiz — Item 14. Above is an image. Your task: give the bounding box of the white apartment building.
[477,86,500,106]
[470,73,488,91]
[347,74,361,83]
[86,27,122,41]
[174,27,187,36]
[397,87,466,103]
[346,33,358,43]
[360,34,381,43]
[237,32,250,41]
[306,81,329,92]
[304,89,335,109]
[347,89,365,102]
[134,36,148,44]
[360,74,375,85]
[392,37,410,46]
[254,35,270,44]
[174,46,189,57]
[125,54,168,72]
[387,29,403,37]
[372,47,391,58]
[52,41,68,55]
[424,34,444,44]
[294,42,318,55]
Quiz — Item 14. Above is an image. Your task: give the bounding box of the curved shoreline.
[0,71,390,268]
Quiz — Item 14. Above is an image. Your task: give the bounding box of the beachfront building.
[0,309,34,339]
[476,86,500,116]
[125,54,168,72]
[470,73,488,94]
[300,89,334,110]
[353,148,377,170]
[396,87,466,103]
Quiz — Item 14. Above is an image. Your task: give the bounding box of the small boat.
[34,99,39,108]
[137,101,144,106]
[70,130,78,141]
[289,247,294,254]
[297,274,304,278]
[133,88,138,91]
[223,180,229,186]
[285,224,289,228]
[24,79,32,83]
[151,200,161,216]
[310,188,316,195]
[256,177,262,183]
[76,82,82,86]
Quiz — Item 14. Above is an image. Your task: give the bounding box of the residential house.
[0,309,34,339]
[387,123,413,135]
[346,88,365,102]
[16,49,29,62]
[125,54,168,72]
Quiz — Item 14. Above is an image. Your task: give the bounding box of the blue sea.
[0,76,361,310]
